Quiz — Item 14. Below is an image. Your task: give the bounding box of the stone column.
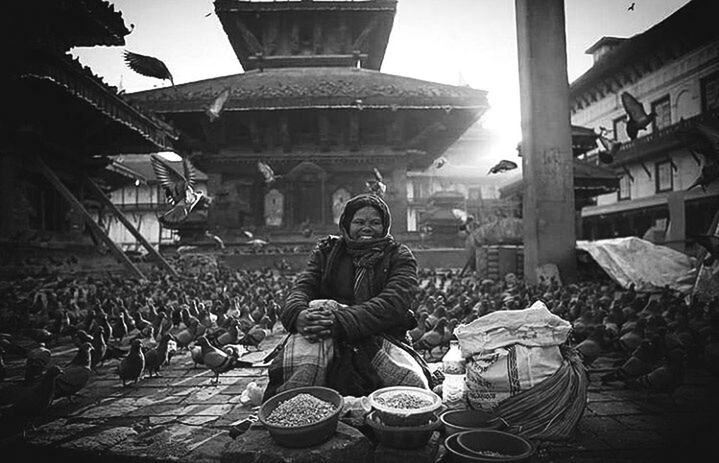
[515,0,577,283]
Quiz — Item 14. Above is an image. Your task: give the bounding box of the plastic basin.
[258,386,344,448]
[365,410,440,449]
[369,386,442,427]
[440,409,504,436]
[453,429,534,462]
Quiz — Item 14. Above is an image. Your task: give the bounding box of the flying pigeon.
[150,154,211,227]
[628,2,635,11]
[487,159,518,175]
[620,91,656,140]
[595,129,621,164]
[206,87,231,123]
[434,157,448,169]
[680,122,719,191]
[365,168,387,197]
[123,51,174,86]
[257,161,280,185]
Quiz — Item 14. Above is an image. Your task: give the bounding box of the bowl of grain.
[258,386,344,448]
[368,386,442,427]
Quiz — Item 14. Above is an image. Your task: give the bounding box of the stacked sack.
[455,300,588,440]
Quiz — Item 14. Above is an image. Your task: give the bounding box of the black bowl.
[365,410,440,449]
[258,386,344,448]
[440,409,504,436]
[456,429,534,462]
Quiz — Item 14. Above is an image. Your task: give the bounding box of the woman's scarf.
[329,194,395,303]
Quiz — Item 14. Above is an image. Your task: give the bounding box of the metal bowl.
[258,386,344,448]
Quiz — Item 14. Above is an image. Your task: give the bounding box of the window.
[655,161,673,193]
[264,189,284,227]
[613,116,627,142]
[618,174,631,201]
[701,71,719,112]
[651,96,671,131]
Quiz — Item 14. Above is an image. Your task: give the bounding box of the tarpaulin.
[576,237,696,293]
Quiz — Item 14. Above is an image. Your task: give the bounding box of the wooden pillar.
[35,156,145,279]
[666,191,686,252]
[515,0,577,283]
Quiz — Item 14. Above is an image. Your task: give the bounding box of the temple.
[128,0,488,243]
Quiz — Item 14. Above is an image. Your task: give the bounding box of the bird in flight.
[206,88,231,123]
[628,3,635,11]
[684,122,719,191]
[365,168,387,197]
[620,91,656,140]
[596,127,621,164]
[150,155,210,227]
[487,160,518,175]
[257,161,280,185]
[123,51,174,86]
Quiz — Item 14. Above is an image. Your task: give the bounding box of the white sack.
[455,301,571,356]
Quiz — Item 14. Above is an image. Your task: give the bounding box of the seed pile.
[375,392,433,409]
[266,393,336,426]
[476,450,509,457]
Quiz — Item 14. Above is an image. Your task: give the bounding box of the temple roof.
[214,0,397,71]
[127,67,488,112]
[8,0,131,50]
[3,49,178,157]
[109,154,208,184]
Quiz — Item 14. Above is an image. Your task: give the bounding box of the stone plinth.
[221,422,373,463]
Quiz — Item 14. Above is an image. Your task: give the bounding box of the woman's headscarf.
[338,194,391,238]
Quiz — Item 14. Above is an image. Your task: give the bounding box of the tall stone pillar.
[515,0,577,283]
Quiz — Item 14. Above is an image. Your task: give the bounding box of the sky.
[73,0,692,169]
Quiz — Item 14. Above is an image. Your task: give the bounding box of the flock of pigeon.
[1,259,718,435]
[0,260,292,434]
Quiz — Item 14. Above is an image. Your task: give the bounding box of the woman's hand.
[295,307,336,343]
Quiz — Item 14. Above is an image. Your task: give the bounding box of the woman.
[264,194,437,399]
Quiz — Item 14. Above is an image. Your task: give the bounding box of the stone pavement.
[1,336,717,463]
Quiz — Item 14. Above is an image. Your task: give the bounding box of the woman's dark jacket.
[280,235,418,342]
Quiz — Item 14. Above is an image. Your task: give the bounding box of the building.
[569,0,719,246]
[127,0,488,242]
[0,1,177,277]
[103,155,208,251]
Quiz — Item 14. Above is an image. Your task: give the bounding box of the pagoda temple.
[129,0,488,242]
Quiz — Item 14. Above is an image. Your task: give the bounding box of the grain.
[266,393,336,427]
[375,392,433,409]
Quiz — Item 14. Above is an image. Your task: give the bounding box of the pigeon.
[688,234,719,265]
[627,347,686,395]
[596,129,621,164]
[238,318,271,351]
[196,336,252,384]
[434,157,448,169]
[25,343,52,384]
[620,91,656,140]
[206,87,231,122]
[123,50,174,86]
[144,333,175,377]
[118,339,145,387]
[257,161,280,185]
[409,313,429,343]
[487,160,518,175]
[684,123,719,191]
[575,325,607,367]
[1,366,63,432]
[150,154,211,227]
[205,230,225,249]
[365,168,387,197]
[413,317,448,359]
[601,338,657,383]
[190,344,204,367]
[91,326,107,369]
[55,342,93,402]
[628,2,635,11]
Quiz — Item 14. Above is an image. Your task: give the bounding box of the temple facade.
[128,0,488,242]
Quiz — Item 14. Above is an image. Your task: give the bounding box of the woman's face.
[349,206,384,240]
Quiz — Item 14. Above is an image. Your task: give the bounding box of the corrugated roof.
[111,154,208,184]
[127,67,488,112]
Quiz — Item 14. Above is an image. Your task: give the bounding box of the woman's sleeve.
[280,246,323,332]
[333,244,418,342]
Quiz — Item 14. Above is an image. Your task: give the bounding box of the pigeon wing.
[123,51,174,85]
[150,155,186,205]
[183,157,198,189]
[621,92,647,123]
[206,87,231,122]
[257,161,275,183]
[373,168,383,182]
